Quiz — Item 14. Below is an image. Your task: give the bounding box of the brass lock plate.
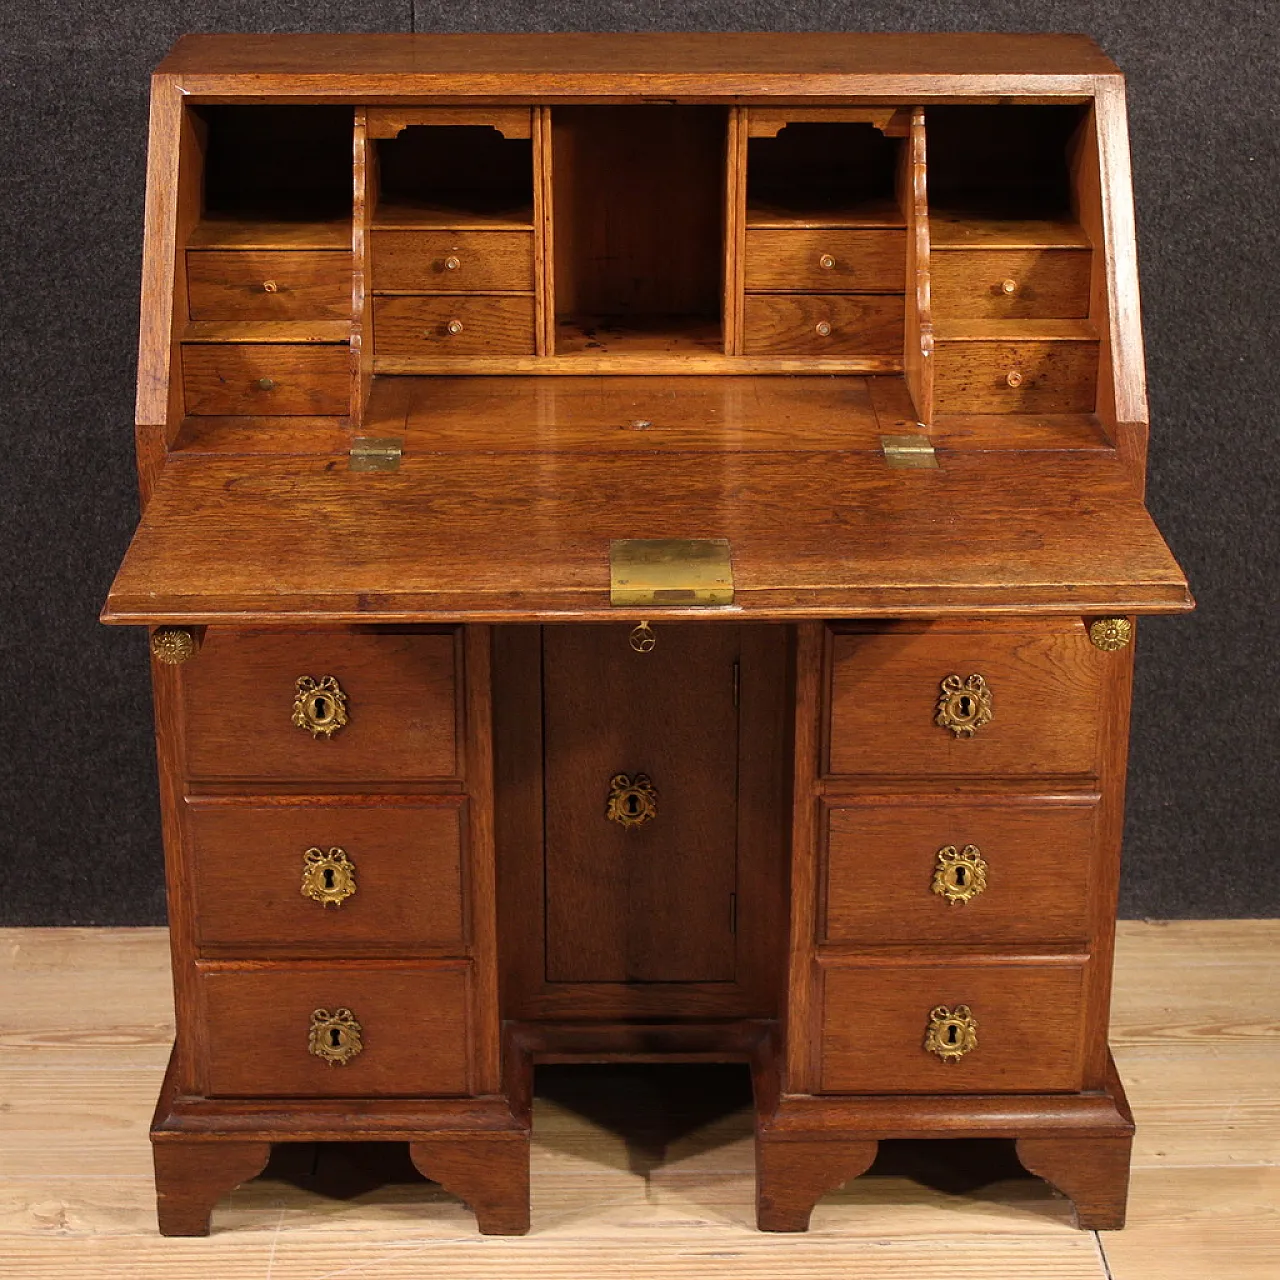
[609,538,734,607]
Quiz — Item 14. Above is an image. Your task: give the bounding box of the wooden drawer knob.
[301,847,357,907]
[818,253,836,270]
[292,675,349,739]
[262,279,280,293]
[446,319,464,335]
[1000,277,1019,294]
[925,1005,978,1063]
[256,377,277,391]
[815,320,832,337]
[443,255,461,271]
[1005,370,1024,388]
[931,845,988,905]
[308,1008,363,1066]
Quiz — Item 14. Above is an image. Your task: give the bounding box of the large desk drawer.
[819,960,1088,1094]
[183,630,460,783]
[187,796,466,954]
[198,962,471,1097]
[826,623,1105,780]
[823,797,1097,947]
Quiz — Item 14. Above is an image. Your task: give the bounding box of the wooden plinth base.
[756,1054,1135,1232]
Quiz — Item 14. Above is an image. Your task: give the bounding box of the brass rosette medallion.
[308,1007,363,1066]
[935,674,993,737]
[150,627,198,665]
[931,845,988,905]
[292,675,348,738]
[606,773,658,829]
[1089,618,1133,651]
[925,1005,978,1063]
[301,847,357,907]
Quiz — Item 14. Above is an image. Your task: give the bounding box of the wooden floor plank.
[0,921,1273,1280]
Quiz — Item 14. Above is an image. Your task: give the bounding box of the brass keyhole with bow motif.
[606,773,657,829]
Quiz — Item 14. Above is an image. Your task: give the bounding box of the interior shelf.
[188,215,352,250]
[370,198,534,231]
[745,194,906,230]
[930,210,1090,250]
[554,316,724,358]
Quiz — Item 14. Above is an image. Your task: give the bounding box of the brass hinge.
[349,436,403,472]
[880,433,938,469]
[610,538,734,607]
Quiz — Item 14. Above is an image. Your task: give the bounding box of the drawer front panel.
[182,343,350,416]
[199,963,470,1097]
[820,961,1087,1093]
[742,294,904,356]
[827,626,1105,779]
[374,295,536,356]
[931,249,1090,320]
[184,630,459,783]
[823,799,1097,946]
[370,230,534,292]
[187,250,353,321]
[934,339,1098,413]
[188,798,466,953]
[745,229,906,293]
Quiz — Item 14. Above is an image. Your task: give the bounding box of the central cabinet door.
[543,625,740,983]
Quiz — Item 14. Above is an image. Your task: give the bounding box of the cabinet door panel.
[542,624,740,984]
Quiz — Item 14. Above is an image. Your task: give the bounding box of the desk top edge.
[154,32,1122,95]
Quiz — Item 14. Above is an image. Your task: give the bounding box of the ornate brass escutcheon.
[308,1007,363,1066]
[301,847,357,907]
[629,621,657,653]
[292,675,348,738]
[935,674,993,737]
[925,1005,978,1063]
[606,773,658,829]
[1089,617,1133,651]
[931,844,988,905]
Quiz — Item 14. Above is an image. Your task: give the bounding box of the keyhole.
[958,694,973,717]
[323,868,336,890]
[330,1028,342,1047]
[947,1024,958,1045]
[625,794,640,816]
[313,696,329,720]
[954,866,967,887]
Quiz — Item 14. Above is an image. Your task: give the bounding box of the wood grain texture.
[826,621,1105,779]
[900,106,933,424]
[186,250,352,321]
[745,229,906,293]
[184,796,466,955]
[187,216,350,249]
[742,294,904,356]
[409,1133,531,1235]
[103,452,1190,623]
[370,230,534,293]
[152,1141,270,1236]
[822,796,1098,946]
[756,1138,878,1231]
[181,628,459,783]
[818,958,1089,1094]
[196,962,471,1097]
[373,295,536,356]
[181,343,350,416]
[931,248,1091,319]
[933,337,1099,414]
[1017,1134,1132,1229]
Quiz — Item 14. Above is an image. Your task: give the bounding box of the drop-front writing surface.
[105,32,1190,1237]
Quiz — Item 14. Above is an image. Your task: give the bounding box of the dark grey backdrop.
[1,3,1276,926]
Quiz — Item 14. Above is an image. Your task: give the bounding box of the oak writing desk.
[104,33,1192,1237]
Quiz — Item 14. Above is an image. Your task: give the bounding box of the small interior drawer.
[826,623,1106,780]
[182,343,350,416]
[933,337,1098,413]
[374,295,536,356]
[742,293,903,356]
[183,629,460,783]
[187,250,353,321]
[931,248,1090,320]
[370,229,534,292]
[820,960,1088,1093]
[823,798,1097,946]
[198,962,471,1097]
[744,228,906,293]
[187,797,466,954]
